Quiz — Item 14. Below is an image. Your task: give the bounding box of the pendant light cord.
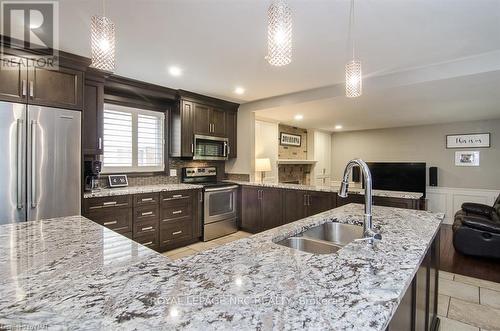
[348,0,356,60]
[102,0,106,17]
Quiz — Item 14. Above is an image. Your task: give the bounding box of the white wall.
[254,119,279,182]
[225,105,256,180]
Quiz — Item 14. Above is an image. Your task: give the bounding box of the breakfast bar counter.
[0,204,443,330]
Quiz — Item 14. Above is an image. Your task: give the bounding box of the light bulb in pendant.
[90,15,116,72]
[267,0,292,66]
[345,59,362,98]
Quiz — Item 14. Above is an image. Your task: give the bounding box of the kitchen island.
[0,204,443,330]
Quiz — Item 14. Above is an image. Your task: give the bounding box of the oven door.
[204,185,238,224]
[193,135,228,160]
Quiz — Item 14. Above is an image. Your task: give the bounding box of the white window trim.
[101,103,165,174]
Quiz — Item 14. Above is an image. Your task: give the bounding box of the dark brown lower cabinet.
[307,191,336,216]
[241,187,283,233]
[83,189,202,253]
[159,189,202,252]
[337,194,423,210]
[284,190,335,225]
[387,232,440,331]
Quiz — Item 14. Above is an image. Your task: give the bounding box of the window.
[102,103,165,173]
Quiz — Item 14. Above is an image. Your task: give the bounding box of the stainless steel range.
[182,167,238,241]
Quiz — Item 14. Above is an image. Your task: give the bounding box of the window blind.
[102,104,165,173]
[138,113,163,167]
[103,109,133,167]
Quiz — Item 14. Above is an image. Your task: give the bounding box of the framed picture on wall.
[446,133,490,148]
[455,151,480,167]
[280,132,301,147]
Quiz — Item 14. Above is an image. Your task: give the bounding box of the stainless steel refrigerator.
[0,101,81,224]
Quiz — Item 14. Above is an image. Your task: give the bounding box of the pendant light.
[267,0,292,66]
[345,0,362,98]
[90,0,116,72]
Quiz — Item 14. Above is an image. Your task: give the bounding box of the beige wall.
[331,119,500,190]
[255,120,279,182]
[225,105,255,180]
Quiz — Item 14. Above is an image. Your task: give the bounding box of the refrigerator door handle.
[16,119,23,209]
[30,120,38,208]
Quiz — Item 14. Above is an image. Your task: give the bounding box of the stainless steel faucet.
[338,159,381,241]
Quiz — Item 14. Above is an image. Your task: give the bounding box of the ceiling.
[56,0,500,130]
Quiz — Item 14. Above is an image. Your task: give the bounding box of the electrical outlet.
[169,169,177,177]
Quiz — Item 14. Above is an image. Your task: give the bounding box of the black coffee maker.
[84,160,102,192]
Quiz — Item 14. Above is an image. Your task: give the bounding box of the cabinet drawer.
[133,218,159,237]
[134,231,159,250]
[161,190,192,206]
[87,208,133,234]
[134,192,160,207]
[161,205,192,221]
[160,218,192,245]
[134,205,160,222]
[84,195,132,213]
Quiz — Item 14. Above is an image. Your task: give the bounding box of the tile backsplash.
[96,158,225,188]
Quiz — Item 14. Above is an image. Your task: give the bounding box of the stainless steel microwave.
[193,135,229,160]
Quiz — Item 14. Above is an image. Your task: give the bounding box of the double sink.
[277,222,363,254]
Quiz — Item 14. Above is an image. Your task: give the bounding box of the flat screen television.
[363,162,426,197]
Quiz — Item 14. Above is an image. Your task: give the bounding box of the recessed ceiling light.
[168,66,182,77]
[294,114,303,121]
[234,87,245,95]
[335,125,343,130]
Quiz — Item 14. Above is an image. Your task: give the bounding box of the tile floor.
[162,231,252,260]
[164,235,500,331]
[438,271,500,331]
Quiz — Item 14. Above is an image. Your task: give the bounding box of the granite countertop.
[0,204,442,330]
[83,183,203,198]
[228,180,424,200]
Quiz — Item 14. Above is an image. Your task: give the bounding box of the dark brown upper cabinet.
[193,103,211,135]
[83,72,105,155]
[28,66,83,110]
[225,110,237,158]
[179,100,195,157]
[0,56,28,103]
[170,90,239,159]
[210,107,226,136]
[0,55,84,110]
[193,103,226,137]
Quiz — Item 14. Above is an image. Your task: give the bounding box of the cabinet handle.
[143,241,153,246]
[227,145,231,156]
[21,80,27,96]
[141,211,153,216]
[191,143,194,154]
[103,201,117,206]
[199,191,203,202]
[29,81,34,98]
[103,221,117,226]
[141,226,153,231]
[98,137,102,150]
[172,194,183,198]
[172,230,183,235]
[141,197,153,202]
[172,210,183,215]
[304,195,308,206]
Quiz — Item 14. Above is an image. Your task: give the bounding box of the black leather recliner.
[453,194,500,259]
